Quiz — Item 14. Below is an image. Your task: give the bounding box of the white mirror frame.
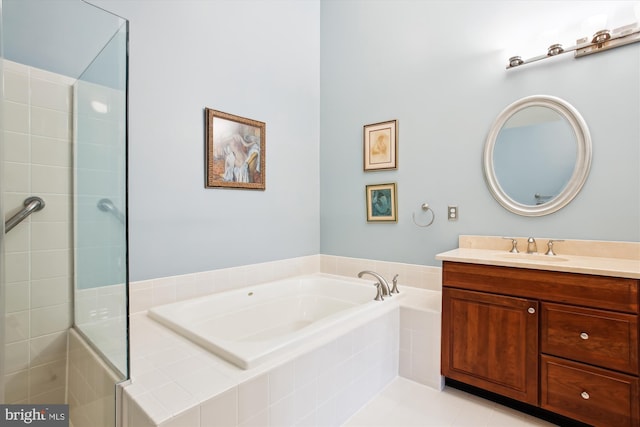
[483,95,592,216]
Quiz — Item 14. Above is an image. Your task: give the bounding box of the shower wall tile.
[4,341,29,373]
[30,303,71,337]
[29,67,75,86]
[29,331,68,366]
[31,277,72,309]
[30,249,71,280]
[30,222,72,251]
[3,70,29,103]
[30,106,70,139]
[4,370,28,403]
[3,101,29,134]
[2,60,74,403]
[5,311,29,343]
[29,359,66,395]
[31,164,72,194]
[4,162,30,192]
[3,131,30,163]
[30,386,66,405]
[3,224,28,253]
[4,252,28,283]
[32,136,72,167]
[30,78,72,112]
[5,282,29,312]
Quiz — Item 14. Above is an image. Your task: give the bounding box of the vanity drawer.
[541,303,638,374]
[442,262,639,313]
[541,355,640,427]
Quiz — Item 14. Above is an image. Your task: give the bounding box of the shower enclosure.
[1,1,128,426]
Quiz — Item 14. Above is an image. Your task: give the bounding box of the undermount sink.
[497,253,569,263]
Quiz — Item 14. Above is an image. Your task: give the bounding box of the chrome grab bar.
[4,196,45,233]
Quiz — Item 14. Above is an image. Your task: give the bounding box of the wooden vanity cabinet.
[442,288,539,404]
[441,261,640,427]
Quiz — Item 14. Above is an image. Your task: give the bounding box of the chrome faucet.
[526,237,537,254]
[545,239,565,256]
[357,270,391,300]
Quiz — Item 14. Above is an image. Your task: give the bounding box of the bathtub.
[147,273,391,369]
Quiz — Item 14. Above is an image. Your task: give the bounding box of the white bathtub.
[147,273,390,369]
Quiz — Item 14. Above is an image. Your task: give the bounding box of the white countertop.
[436,236,640,279]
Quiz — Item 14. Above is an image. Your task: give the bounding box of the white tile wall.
[125,254,443,427]
[2,59,74,403]
[126,308,399,427]
[68,328,122,427]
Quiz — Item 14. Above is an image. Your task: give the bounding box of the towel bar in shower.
[4,196,45,233]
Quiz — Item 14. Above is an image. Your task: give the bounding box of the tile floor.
[344,377,557,427]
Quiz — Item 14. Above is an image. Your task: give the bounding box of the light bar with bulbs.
[506,22,640,69]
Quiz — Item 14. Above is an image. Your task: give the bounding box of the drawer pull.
[580,332,589,340]
[527,307,536,314]
[581,391,590,400]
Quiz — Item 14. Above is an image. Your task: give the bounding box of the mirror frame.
[483,95,592,216]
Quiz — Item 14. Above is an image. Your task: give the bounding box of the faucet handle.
[391,274,399,294]
[545,239,565,256]
[373,282,384,301]
[502,237,519,253]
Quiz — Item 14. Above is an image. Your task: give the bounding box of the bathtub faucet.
[357,271,391,301]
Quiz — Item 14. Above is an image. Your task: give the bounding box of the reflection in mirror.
[483,95,592,216]
[494,106,577,206]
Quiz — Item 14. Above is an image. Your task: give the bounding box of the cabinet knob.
[580,332,589,340]
[581,391,590,400]
[527,307,536,314]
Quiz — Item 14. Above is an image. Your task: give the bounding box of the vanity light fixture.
[506,22,640,69]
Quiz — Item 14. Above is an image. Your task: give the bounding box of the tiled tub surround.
[126,255,443,426]
[68,328,123,427]
[3,59,74,403]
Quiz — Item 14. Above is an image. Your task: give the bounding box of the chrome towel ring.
[412,203,435,227]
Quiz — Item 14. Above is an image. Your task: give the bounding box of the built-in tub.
[147,273,391,369]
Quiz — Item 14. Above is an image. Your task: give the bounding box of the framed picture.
[365,183,397,222]
[363,119,397,171]
[205,108,265,190]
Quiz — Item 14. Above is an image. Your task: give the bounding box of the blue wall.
[89,0,639,280]
[320,0,640,266]
[91,0,321,280]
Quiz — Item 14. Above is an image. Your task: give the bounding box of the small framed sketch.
[366,183,397,222]
[205,108,265,190]
[363,119,397,171]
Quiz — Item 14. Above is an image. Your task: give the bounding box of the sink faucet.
[357,271,391,300]
[545,239,565,256]
[526,237,537,254]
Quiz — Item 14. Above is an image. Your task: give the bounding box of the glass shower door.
[73,21,129,377]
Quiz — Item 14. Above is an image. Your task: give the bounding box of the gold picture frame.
[366,183,397,222]
[205,108,265,190]
[363,119,397,171]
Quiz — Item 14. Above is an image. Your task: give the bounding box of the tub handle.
[373,282,384,301]
[390,274,399,294]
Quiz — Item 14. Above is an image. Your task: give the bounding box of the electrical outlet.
[448,205,458,221]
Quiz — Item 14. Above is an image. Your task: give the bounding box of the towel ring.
[412,203,435,227]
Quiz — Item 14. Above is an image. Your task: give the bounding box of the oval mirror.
[483,95,592,216]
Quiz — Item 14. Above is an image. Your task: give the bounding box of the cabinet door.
[442,288,539,405]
